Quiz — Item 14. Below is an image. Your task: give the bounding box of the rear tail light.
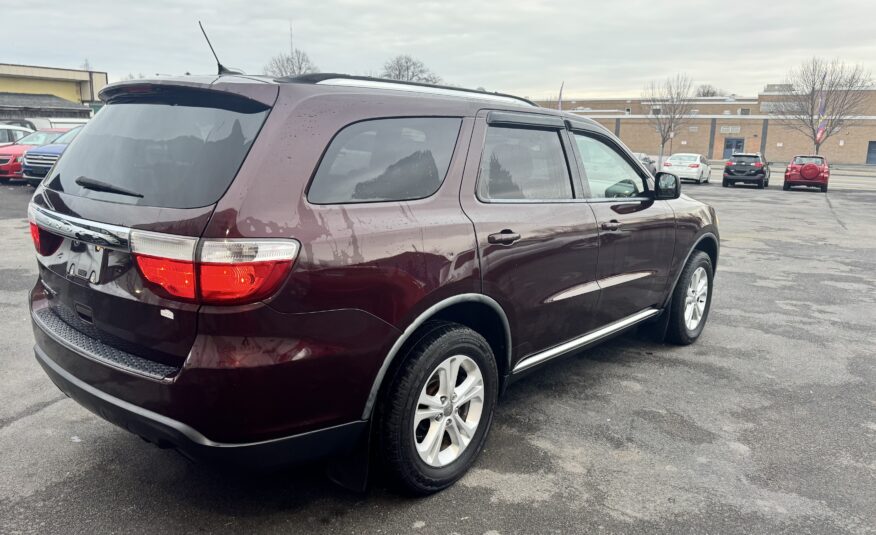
[27,205,63,256]
[199,240,299,304]
[726,161,734,166]
[663,162,672,167]
[688,163,700,168]
[754,162,764,168]
[130,230,299,304]
[29,222,63,256]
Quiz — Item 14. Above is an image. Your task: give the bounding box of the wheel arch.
[663,231,719,307]
[361,293,512,420]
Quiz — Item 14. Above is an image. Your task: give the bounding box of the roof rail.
[277,73,536,107]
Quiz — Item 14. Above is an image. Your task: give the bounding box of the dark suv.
[722,152,770,188]
[28,74,719,494]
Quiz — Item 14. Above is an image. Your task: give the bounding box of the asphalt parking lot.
[1,169,874,534]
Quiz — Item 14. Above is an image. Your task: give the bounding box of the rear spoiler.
[99,77,278,107]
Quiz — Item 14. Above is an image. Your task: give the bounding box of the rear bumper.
[35,343,367,467]
[723,173,765,182]
[30,280,400,463]
[784,174,828,186]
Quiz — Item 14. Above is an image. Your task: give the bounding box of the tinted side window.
[478,126,573,201]
[573,134,646,199]
[308,117,462,204]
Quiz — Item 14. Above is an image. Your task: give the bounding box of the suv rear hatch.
[727,154,763,175]
[30,81,276,374]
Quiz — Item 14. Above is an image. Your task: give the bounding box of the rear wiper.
[74,176,143,198]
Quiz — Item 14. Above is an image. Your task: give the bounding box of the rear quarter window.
[793,156,825,165]
[307,117,462,204]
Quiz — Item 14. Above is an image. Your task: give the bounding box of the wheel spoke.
[418,390,443,410]
[446,357,462,396]
[447,419,464,448]
[415,407,443,424]
[418,424,444,465]
[696,278,707,297]
[453,412,476,443]
[696,299,706,315]
[454,377,483,407]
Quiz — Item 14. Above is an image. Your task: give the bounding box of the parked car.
[0,129,68,183]
[632,152,657,175]
[662,153,711,184]
[22,126,82,187]
[0,124,33,147]
[783,155,830,192]
[28,74,719,494]
[722,152,770,188]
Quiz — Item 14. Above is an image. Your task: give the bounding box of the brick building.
[537,86,876,164]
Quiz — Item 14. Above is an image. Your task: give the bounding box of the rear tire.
[0,178,9,185]
[757,179,764,189]
[783,183,790,191]
[378,321,498,495]
[722,179,729,187]
[666,251,713,345]
[821,185,828,193]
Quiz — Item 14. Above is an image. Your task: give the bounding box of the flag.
[815,91,827,144]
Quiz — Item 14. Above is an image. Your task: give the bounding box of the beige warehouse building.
[0,63,107,124]
[537,85,876,165]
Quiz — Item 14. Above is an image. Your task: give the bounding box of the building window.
[739,108,751,115]
[625,107,632,115]
[719,126,741,134]
[651,107,661,115]
[689,126,699,133]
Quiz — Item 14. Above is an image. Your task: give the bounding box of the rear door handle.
[600,220,622,231]
[488,229,521,245]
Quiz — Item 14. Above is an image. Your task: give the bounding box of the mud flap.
[325,418,372,492]
[638,303,671,343]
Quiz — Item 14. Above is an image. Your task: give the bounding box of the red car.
[783,155,830,192]
[0,129,69,183]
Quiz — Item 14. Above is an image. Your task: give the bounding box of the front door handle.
[600,220,622,231]
[488,229,521,245]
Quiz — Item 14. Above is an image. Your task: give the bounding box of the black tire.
[666,251,714,345]
[757,179,765,189]
[821,185,828,193]
[377,321,499,495]
[0,178,9,185]
[722,179,729,187]
[783,183,790,191]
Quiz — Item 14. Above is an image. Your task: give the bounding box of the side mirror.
[654,172,681,199]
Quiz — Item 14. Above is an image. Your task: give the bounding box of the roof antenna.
[198,21,244,75]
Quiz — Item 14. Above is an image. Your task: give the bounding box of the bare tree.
[769,58,872,154]
[642,74,694,165]
[695,84,727,97]
[264,49,319,77]
[381,55,441,84]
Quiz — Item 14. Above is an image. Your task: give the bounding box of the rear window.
[731,155,760,163]
[46,90,270,209]
[308,117,461,204]
[793,156,824,165]
[668,154,697,163]
[18,131,62,146]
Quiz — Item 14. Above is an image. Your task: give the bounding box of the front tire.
[666,251,713,345]
[378,322,498,495]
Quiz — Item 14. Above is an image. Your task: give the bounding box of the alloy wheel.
[413,355,485,467]
[684,266,709,331]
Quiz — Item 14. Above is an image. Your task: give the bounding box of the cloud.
[3,0,875,98]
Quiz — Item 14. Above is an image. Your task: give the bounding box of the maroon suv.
[28,74,719,494]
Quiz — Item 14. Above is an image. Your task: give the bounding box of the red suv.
[28,74,719,494]
[783,155,830,192]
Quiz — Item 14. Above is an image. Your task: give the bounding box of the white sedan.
[662,153,711,184]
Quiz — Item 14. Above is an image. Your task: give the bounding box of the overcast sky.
[4,0,876,99]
